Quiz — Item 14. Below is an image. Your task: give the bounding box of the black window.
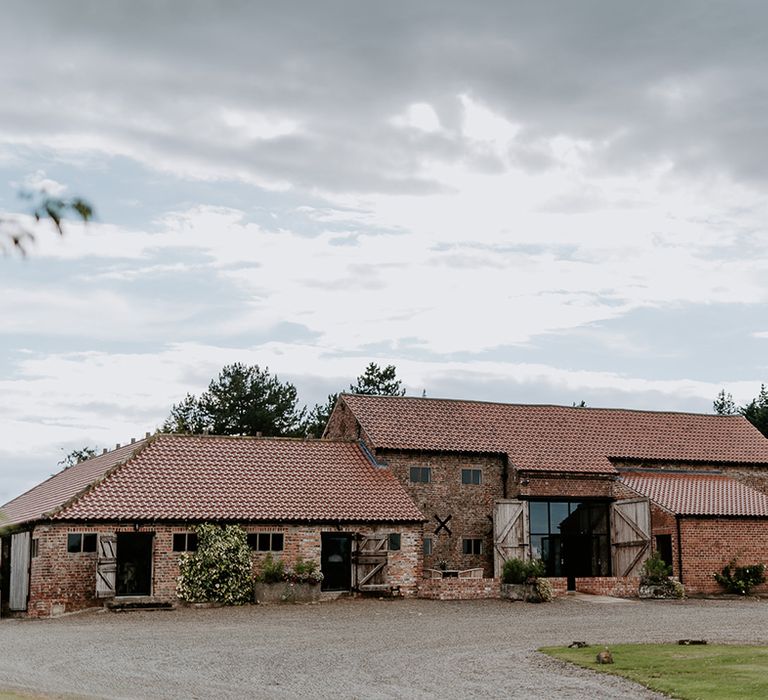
[409,466,432,483]
[247,532,284,551]
[31,539,39,558]
[67,533,97,553]
[461,468,482,485]
[656,534,673,568]
[388,533,401,551]
[173,533,198,552]
[423,537,433,555]
[462,538,483,555]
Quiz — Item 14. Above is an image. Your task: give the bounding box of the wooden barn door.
[611,499,651,577]
[96,533,117,598]
[353,534,389,592]
[9,531,31,611]
[493,500,529,577]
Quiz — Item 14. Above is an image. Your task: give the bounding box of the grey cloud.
[1,1,767,194]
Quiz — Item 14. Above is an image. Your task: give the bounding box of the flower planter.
[501,583,537,602]
[254,581,321,604]
[638,579,685,599]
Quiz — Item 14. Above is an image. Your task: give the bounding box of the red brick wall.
[377,450,506,576]
[25,520,422,617]
[324,400,373,447]
[514,472,615,499]
[678,517,768,595]
[418,577,500,600]
[546,577,568,596]
[575,576,641,597]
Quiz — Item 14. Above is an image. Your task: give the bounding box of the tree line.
[161,361,405,439]
[713,385,768,438]
[59,362,404,467]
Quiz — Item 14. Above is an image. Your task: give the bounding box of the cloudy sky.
[2,1,768,503]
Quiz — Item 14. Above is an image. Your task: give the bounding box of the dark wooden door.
[116,533,153,596]
[321,533,352,592]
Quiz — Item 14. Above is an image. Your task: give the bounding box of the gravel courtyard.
[1,596,766,699]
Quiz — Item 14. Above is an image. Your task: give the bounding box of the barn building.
[325,394,768,596]
[0,435,423,617]
[4,395,768,617]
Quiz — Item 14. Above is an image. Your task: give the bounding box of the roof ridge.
[340,392,747,419]
[160,433,360,443]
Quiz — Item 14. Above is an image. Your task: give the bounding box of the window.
[409,466,432,483]
[67,533,97,553]
[247,532,284,552]
[31,539,39,558]
[172,533,198,552]
[461,468,482,485]
[388,533,401,551]
[423,537,433,555]
[528,500,610,578]
[462,538,483,555]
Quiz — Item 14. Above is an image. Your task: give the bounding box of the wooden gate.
[493,500,529,577]
[9,531,31,611]
[353,534,389,592]
[611,499,651,577]
[96,533,117,597]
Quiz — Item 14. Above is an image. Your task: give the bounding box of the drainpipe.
[676,515,684,584]
[502,454,509,498]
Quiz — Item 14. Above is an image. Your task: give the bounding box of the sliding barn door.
[9,531,31,611]
[96,533,117,597]
[611,499,651,577]
[493,500,529,577]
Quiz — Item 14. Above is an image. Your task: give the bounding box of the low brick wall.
[575,576,641,597]
[546,577,568,597]
[418,577,501,600]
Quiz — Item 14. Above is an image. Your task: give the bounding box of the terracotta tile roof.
[621,472,768,516]
[338,394,768,475]
[48,435,423,522]
[0,440,151,527]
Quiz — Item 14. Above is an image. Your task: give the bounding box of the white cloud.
[391,102,443,133]
[19,169,68,196]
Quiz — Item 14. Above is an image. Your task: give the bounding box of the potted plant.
[638,552,684,599]
[501,558,552,602]
[254,554,324,604]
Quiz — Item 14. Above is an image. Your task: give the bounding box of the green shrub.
[502,557,545,584]
[176,524,253,605]
[527,558,546,580]
[287,558,323,584]
[257,553,286,583]
[714,560,766,595]
[641,552,672,585]
[503,558,527,584]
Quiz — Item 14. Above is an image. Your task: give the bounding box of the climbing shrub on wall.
[176,524,253,605]
[714,560,766,596]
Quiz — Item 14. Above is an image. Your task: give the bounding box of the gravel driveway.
[1,596,766,699]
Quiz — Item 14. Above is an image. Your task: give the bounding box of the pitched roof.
[337,394,768,475]
[621,472,768,516]
[0,440,151,528]
[37,435,422,523]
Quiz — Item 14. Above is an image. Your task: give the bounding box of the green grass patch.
[541,644,768,700]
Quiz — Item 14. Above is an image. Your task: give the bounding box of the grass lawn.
[541,644,768,700]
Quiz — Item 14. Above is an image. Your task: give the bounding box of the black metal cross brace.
[434,514,452,536]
